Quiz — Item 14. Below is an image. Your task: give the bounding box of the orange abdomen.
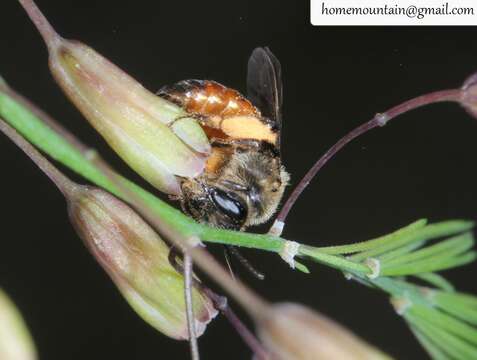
[158,80,260,119]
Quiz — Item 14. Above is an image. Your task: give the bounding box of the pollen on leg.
[221,116,277,143]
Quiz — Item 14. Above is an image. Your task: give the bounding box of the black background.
[1,1,477,359]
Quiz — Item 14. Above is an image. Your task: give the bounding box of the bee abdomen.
[158,80,259,119]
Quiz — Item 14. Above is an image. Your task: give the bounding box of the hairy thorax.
[180,144,288,230]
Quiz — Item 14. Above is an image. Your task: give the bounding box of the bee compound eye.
[210,188,248,225]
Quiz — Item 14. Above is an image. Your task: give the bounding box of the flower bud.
[67,186,217,339]
[49,40,210,195]
[0,289,37,360]
[20,0,210,195]
[257,303,390,360]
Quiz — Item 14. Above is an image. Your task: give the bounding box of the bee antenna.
[224,248,237,281]
[226,246,265,280]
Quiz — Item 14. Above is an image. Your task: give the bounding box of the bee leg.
[168,247,207,291]
[168,194,181,201]
[168,246,183,273]
[223,247,237,281]
[170,245,264,281]
[226,245,265,280]
[165,114,195,128]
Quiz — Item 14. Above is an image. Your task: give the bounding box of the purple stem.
[275,88,463,226]
[169,249,270,359]
[203,289,270,360]
[17,0,62,50]
[184,254,200,360]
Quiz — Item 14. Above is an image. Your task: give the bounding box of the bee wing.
[247,47,283,147]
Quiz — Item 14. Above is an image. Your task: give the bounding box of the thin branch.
[169,249,270,359]
[184,253,200,360]
[272,88,463,234]
[203,289,270,360]
[17,0,62,50]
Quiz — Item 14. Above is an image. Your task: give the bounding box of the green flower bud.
[67,186,217,339]
[19,0,210,195]
[0,289,37,360]
[257,303,391,360]
[50,41,210,195]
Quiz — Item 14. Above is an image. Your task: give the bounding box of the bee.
[158,47,289,235]
[160,48,288,278]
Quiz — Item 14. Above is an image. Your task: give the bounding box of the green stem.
[381,232,474,267]
[349,221,474,262]
[378,241,424,263]
[413,273,454,292]
[381,252,477,276]
[410,327,451,360]
[370,277,429,302]
[316,219,427,255]
[410,304,477,345]
[406,314,477,359]
[435,297,477,326]
[435,291,477,309]
[299,246,371,274]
